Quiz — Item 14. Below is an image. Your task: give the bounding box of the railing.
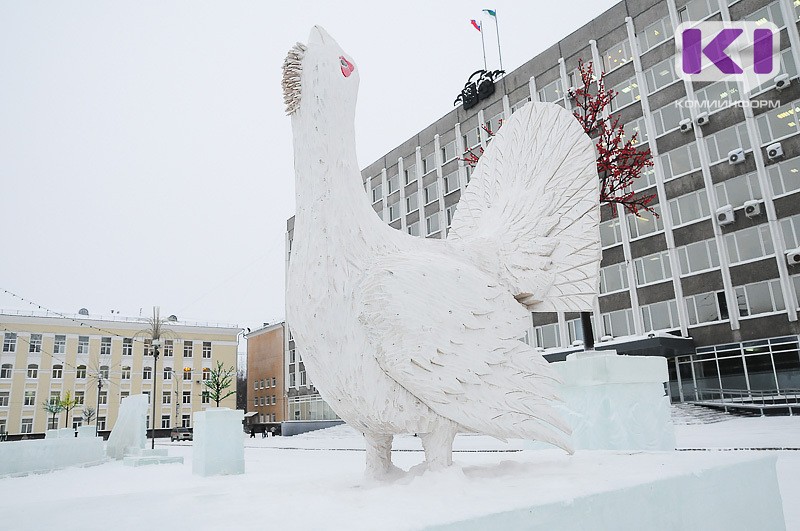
[695,388,800,407]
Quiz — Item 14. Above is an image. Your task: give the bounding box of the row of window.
[0,387,210,409]
[253,395,277,407]
[1,333,214,358]
[253,376,277,390]
[0,363,212,381]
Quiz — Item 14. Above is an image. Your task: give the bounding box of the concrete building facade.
[0,311,239,438]
[286,0,800,413]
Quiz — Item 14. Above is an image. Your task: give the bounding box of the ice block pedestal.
[554,350,675,451]
[192,408,245,477]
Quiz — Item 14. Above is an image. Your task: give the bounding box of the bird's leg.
[420,426,458,470]
[364,433,401,481]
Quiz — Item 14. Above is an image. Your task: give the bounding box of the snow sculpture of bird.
[284,26,600,479]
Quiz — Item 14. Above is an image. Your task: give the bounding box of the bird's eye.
[340,58,348,67]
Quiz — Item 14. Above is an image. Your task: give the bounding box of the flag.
[483,9,496,17]
[470,19,481,32]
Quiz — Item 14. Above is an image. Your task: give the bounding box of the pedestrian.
[250,427,255,438]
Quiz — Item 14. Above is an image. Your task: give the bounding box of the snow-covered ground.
[0,415,798,530]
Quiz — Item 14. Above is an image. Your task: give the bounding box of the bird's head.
[282,25,359,120]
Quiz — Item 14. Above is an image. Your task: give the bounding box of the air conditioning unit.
[767,142,783,160]
[744,199,762,218]
[787,248,800,266]
[775,73,790,91]
[728,148,745,165]
[696,112,710,127]
[679,118,693,133]
[716,204,735,225]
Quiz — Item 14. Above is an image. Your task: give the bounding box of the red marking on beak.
[340,56,354,78]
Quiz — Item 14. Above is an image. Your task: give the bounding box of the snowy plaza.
[0,414,796,530]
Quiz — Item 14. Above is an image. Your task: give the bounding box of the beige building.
[0,310,240,438]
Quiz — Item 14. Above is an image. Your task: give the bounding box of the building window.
[203,368,211,381]
[289,373,296,387]
[53,335,66,354]
[463,127,480,149]
[705,123,751,164]
[422,153,436,175]
[511,97,531,114]
[183,391,191,404]
[299,368,307,386]
[254,397,258,407]
[162,391,171,405]
[289,349,296,363]
[651,98,690,137]
[260,396,265,406]
[407,221,420,236]
[183,341,193,357]
[443,171,459,194]
[634,250,672,286]
[2,332,16,353]
[123,338,133,356]
[627,204,664,239]
[725,225,774,265]
[424,181,438,205]
[610,77,640,111]
[641,300,680,332]
[781,213,800,249]
[638,15,673,52]
[445,205,456,229]
[182,414,191,428]
[631,165,657,192]
[678,0,718,23]
[52,364,63,379]
[387,173,399,194]
[76,365,87,379]
[253,380,258,390]
[163,339,173,357]
[405,191,419,213]
[0,364,11,379]
[599,262,629,294]
[143,366,152,380]
[602,308,635,337]
[404,163,417,185]
[602,39,633,72]
[756,99,800,144]
[183,368,192,381]
[120,391,129,403]
[164,367,172,380]
[77,336,89,355]
[24,391,36,406]
[49,391,60,405]
[715,171,762,207]
[441,140,457,163]
[271,377,276,387]
[28,334,42,353]
[534,323,560,349]
[21,418,33,434]
[72,418,83,430]
[426,213,440,236]
[47,416,59,430]
[677,238,720,276]
[99,365,109,379]
[202,392,210,404]
[686,291,727,325]
[27,364,38,379]
[622,116,648,148]
[202,342,212,359]
[744,1,784,27]
[669,189,711,227]
[271,396,277,405]
[600,218,622,247]
[735,279,785,316]
[98,391,107,405]
[0,391,9,407]
[388,200,400,222]
[660,142,701,180]
[100,337,112,356]
[161,415,170,429]
[768,156,800,198]
[371,178,382,203]
[752,48,797,94]
[694,79,741,114]
[74,391,84,405]
[538,78,564,104]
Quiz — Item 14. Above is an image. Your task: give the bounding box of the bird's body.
[285,27,601,478]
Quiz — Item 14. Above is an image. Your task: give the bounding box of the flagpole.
[479,19,488,70]
[494,12,503,71]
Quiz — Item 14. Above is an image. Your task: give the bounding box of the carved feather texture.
[282,42,307,115]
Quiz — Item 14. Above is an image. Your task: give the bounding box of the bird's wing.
[447,102,600,312]
[356,250,572,451]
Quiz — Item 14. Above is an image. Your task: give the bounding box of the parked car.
[170,427,192,442]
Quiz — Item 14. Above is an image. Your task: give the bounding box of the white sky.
[0,0,620,331]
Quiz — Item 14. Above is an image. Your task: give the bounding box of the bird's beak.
[309,25,329,46]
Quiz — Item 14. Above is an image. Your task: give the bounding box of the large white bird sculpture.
[284,26,601,479]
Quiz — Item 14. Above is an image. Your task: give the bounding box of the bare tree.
[203,360,236,407]
[82,406,97,425]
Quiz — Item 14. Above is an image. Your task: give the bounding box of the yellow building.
[0,311,240,438]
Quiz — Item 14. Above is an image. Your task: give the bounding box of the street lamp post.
[150,339,161,450]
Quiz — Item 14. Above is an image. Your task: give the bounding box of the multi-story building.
[0,310,239,439]
[245,322,286,428]
[286,0,800,412]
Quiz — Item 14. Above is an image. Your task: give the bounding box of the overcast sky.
[0,0,620,332]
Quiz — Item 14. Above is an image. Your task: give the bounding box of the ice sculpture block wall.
[106,394,149,459]
[554,350,675,451]
[192,408,245,476]
[0,436,105,477]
